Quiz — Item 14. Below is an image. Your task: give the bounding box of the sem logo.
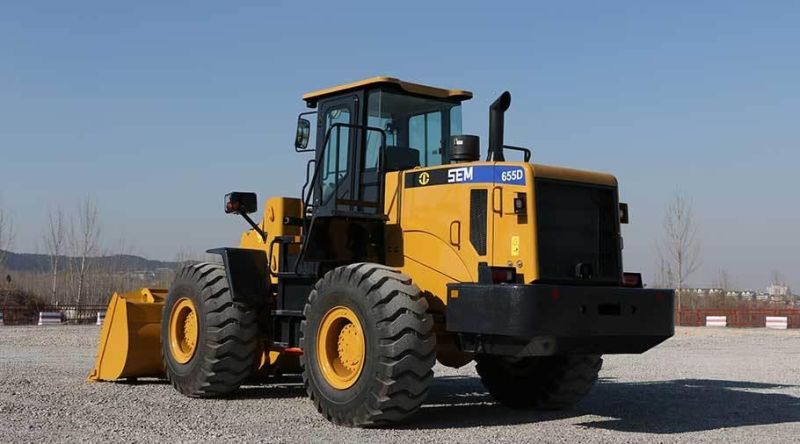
[418,172,430,185]
[447,167,473,183]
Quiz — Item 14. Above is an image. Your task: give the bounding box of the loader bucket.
[88,288,168,382]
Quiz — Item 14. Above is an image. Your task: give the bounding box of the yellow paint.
[387,160,618,311]
[532,163,617,187]
[88,130,622,378]
[253,348,301,378]
[393,161,497,307]
[168,298,198,364]
[303,76,472,104]
[239,197,302,284]
[489,165,537,280]
[88,288,167,381]
[316,306,365,390]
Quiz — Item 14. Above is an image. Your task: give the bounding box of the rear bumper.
[445,283,674,356]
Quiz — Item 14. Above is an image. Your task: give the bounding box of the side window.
[321,107,351,201]
[408,111,443,167]
[450,106,462,136]
[364,115,396,170]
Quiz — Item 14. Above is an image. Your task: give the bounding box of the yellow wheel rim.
[317,306,365,390]
[169,297,199,364]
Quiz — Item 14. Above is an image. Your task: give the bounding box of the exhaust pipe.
[488,91,511,161]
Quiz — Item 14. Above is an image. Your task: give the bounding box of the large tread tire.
[476,354,602,409]
[300,263,435,427]
[161,262,259,397]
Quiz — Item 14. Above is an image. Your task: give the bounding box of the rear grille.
[534,179,620,283]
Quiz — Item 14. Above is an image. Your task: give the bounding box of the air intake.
[449,135,480,162]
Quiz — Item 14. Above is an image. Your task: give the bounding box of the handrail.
[301,158,316,208]
[502,144,532,162]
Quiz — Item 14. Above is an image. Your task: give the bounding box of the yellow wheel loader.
[89,76,674,426]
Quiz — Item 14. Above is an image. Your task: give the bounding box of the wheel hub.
[337,323,363,371]
[168,297,199,364]
[317,306,365,390]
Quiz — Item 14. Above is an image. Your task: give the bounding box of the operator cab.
[290,77,472,267]
[296,77,472,218]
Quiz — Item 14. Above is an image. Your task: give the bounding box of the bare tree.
[657,190,702,289]
[91,235,132,305]
[656,190,702,323]
[713,268,734,291]
[0,204,14,306]
[174,247,202,269]
[71,198,101,305]
[653,253,671,288]
[0,204,14,270]
[44,208,66,304]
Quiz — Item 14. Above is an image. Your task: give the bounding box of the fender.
[206,247,270,303]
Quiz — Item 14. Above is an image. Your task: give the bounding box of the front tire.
[300,263,435,426]
[161,262,259,397]
[476,354,602,409]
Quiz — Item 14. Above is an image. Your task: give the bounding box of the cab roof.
[302,76,473,107]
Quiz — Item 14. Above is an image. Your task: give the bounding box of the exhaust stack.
[488,91,511,161]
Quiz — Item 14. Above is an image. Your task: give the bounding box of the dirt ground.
[1,326,798,442]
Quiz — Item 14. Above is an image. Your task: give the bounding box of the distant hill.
[0,250,178,273]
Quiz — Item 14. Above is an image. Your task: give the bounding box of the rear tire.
[476,354,602,409]
[161,262,259,397]
[300,263,435,426]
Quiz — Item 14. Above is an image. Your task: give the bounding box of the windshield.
[365,90,462,169]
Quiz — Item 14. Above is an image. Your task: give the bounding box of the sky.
[1,1,798,290]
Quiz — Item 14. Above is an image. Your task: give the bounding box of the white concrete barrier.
[706,316,727,327]
[38,312,64,326]
[0,311,4,326]
[766,316,788,330]
[96,311,106,326]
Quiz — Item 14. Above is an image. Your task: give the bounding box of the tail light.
[622,272,643,288]
[490,267,517,284]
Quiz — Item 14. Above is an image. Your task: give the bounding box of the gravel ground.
[1,326,798,443]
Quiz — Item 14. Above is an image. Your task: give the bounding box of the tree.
[656,190,702,323]
[175,247,202,269]
[657,190,702,289]
[653,254,672,288]
[44,208,66,304]
[713,268,734,291]
[71,198,101,305]
[0,204,14,307]
[0,204,14,270]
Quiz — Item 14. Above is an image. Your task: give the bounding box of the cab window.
[365,90,462,169]
[321,107,351,202]
[409,111,442,167]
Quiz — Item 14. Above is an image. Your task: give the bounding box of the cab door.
[315,95,359,214]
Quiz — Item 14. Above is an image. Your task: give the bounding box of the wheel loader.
[89,76,675,426]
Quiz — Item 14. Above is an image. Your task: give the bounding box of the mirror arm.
[239,212,267,242]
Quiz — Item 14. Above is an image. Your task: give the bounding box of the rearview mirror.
[295,118,311,150]
[619,202,629,224]
[224,192,257,214]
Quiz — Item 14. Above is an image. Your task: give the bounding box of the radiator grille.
[535,179,620,283]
